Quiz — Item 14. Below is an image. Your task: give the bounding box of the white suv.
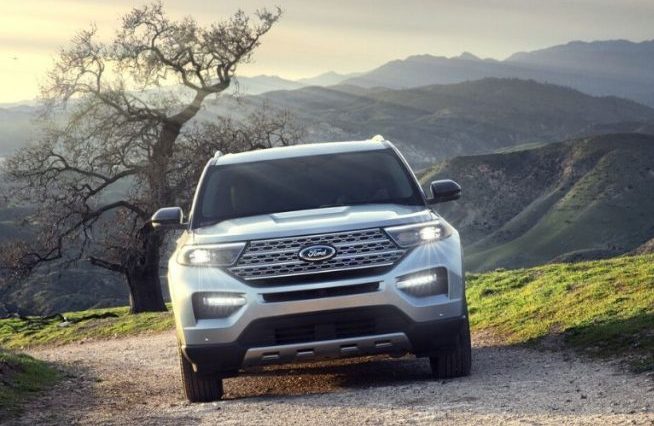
[152,137,470,402]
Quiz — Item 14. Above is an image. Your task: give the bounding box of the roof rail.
[213,150,223,159]
[370,135,385,142]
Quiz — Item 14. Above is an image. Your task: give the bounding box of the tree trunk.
[125,227,167,313]
[126,92,210,313]
[126,265,166,313]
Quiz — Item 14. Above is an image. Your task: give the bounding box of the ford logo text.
[298,244,337,262]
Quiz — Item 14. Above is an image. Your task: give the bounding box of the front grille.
[273,318,377,345]
[335,318,376,339]
[275,324,316,345]
[229,228,406,282]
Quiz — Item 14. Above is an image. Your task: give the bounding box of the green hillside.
[467,254,654,372]
[422,133,654,271]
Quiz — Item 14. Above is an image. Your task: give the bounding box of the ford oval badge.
[298,244,337,262]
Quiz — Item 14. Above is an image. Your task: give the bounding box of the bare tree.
[0,2,296,313]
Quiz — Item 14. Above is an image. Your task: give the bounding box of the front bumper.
[169,232,465,373]
[183,308,465,376]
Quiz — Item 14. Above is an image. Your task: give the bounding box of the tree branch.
[88,256,126,273]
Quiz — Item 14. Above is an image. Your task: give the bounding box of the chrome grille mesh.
[229,228,406,281]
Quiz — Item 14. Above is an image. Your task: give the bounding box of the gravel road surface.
[9,331,654,425]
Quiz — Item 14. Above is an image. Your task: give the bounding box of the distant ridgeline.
[218,78,654,167]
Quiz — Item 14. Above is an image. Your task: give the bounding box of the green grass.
[0,350,60,416]
[0,305,174,350]
[467,253,654,371]
[0,255,652,374]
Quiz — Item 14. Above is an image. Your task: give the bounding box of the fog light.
[192,292,246,319]
[396,268,448,297]
[202,295,246,307]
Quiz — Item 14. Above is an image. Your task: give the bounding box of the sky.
[1,0,653,103]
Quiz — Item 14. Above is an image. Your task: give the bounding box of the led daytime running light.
[202,295,247,307]
[396,273,438,289]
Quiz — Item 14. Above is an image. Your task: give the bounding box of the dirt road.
[10,331,654,425]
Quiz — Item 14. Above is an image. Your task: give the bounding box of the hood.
[192,204,435,244]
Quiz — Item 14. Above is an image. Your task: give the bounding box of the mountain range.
[217,78,654,166]
[3,38,654,159]
[10,76,654,165]
[231,39,654,107]
[343,39,654,107]
[229,71,360,96]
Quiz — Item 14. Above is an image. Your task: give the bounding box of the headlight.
[177,242,246,267]
[384,220,453,248]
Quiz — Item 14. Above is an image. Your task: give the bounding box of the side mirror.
[428,179,461,204]
[150,207,186,229]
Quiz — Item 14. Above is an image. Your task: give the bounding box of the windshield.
[192,150,424,226]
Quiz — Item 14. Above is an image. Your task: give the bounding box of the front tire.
[429,315,472,379]
[179,349,224,402]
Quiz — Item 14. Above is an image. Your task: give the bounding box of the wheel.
[429,315,472,379]
[179,349,224,402]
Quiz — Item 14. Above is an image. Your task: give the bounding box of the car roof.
[210,138,393,166]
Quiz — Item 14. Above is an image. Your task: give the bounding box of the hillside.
[0,267,127,315]
[633,238,654,255]
[421,133,654,271]
[343,39,654,107]
[232,72,360,94]
[467,254,654,372]
[219,78,654,166]
[232,75,305,95]
[297,71,361,86]
[507,39,654,80]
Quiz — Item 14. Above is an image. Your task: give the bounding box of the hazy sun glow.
[1,0,653,103]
